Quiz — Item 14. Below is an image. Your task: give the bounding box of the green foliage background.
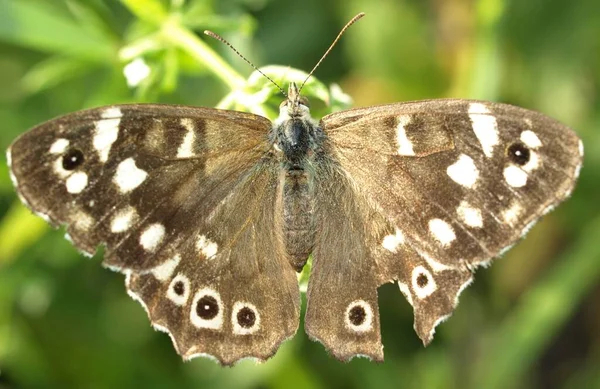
[0,0,599,388]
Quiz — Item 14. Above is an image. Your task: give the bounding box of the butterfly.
[6,18,583,366]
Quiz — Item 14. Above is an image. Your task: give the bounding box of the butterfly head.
[272,83,321,165]
[279,82,311,119]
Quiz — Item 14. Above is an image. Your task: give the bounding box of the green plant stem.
[470,215,600,388]
[161,20,245,91]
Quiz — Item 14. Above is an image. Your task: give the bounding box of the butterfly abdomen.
[281,169,315,271]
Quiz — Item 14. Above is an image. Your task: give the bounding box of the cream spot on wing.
[411,265,437,299]
[382,228,405,253]
[177,118,196,158]
[49,138,70,154]
[574,139,584,181]
[522,150,540,172]
[502,202,522,226]
[139,223,165,252]
[520,130,542,149]
[457,201,483,228]
[110,206,138,233]
[344,300,374,333]
[504,165,528,187]
[196,235,218,259]
[469,102,499,158]
[53,158,70,178]
[447,154,479,188]
[167,273,190,306]
[428,218,456,246]
[232,302,261,335]
[93,108,121,162]
[114,158,147,193]
[190,288,223,330]
[73,210,94,231]
[152,255,181,281]
[395,115,415,156]
[398,282,414,307]
[65,171,88,194]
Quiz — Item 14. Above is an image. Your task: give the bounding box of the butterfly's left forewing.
[305,99,582,357]
[8,105,300,364]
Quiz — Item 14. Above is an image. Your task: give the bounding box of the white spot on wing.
[232,302,261,335]
[411,266,437,299]
[502,202,522,226]
[395,115,415,156]
[190,288,223,330]
[49,138,70,154]
[428,218,456,246]
[344,300,374,333]
[520,130,542,149]
[469,102,499,158]
[151,254,181,281]
[140,223,165,252]
[522,150,540,172]
[457,201,483,228]
[398,282,414,307]
[65,171,88,194]
[53,158,70,178]
[504,165,528,187]
[166,273,190,306]
[114,158,147,193]
[447,154,479,188]
[177,118,196,158]
[73,210,94,231]
[382,228,405,253]
[94,108,121,162]
[196,235,218,259]
[110,206,138,233]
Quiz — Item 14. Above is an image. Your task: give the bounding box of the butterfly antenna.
[298,12,365,94]
[203,30,287,96]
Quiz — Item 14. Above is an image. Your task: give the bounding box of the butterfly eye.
[298,96,310,108]
[232,302,261,335]
[506,142,531,166]
[62,148,85,170]
[344,300,373,333]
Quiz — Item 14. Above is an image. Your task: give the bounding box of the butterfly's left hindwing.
[8,104,300,364]
[308,99,582,348]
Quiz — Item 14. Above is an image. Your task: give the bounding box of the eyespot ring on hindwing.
[190,288,223,330]
[344,300,374,333]
[231,302,261,335]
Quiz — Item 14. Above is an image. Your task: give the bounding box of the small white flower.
[123,58,151,88]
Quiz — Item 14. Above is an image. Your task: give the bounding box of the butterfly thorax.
[270,83,322,271]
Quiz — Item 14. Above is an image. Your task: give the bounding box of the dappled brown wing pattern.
[309,99,582,349]
[8,105,270,271]
[125,158,300,365]
[8,104,301,363]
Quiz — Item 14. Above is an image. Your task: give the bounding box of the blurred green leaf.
[0,0,115,61]
[21,56,95,95]
[0,203,48,265]
[472,215,600,389]
[119,0,169,25]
